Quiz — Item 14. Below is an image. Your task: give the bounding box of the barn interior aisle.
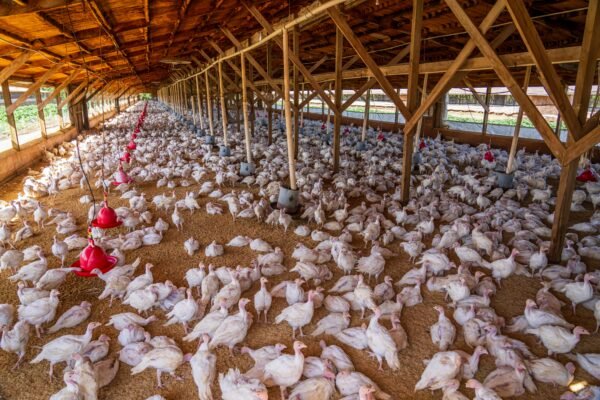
[0,1,600,400]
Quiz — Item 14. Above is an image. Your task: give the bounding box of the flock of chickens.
[0,100,599,400]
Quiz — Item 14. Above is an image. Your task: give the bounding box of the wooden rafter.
[6,62,63,115]
[164,0,192,56]
[328,6,409,119]
[445,0,566,161]
[505,0,582,139]
[243,1,338,114]
[58,79,88,109]
[37,70,80,110]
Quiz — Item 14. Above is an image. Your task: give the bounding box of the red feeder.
[91,200,122,229]
[484,150,495,162]
[127,140,137,150]
[419,139,426,150]
[577,168,597,182]
[120,151,131,163]
[72,238,117,277]
[131,133,138,139]
[112,164,132,186]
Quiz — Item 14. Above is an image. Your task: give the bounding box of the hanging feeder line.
[73,102,148,277]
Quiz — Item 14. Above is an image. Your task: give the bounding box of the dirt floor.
[0,126,599,400]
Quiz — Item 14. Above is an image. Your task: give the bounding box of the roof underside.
[0,0,592,93]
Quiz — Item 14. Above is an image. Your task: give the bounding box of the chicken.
[0,320,30,368]
[311,312,350,336]
[568,353,600,380]
[106,312,156,331]
[320,340,354,372]
[164,288,198,332]
[335,370,390,399]
[415,351,463,391]
[430,305,456,351]
[366,307,399,370]
[526,326,589,355]
[125,263,154,298]
[254,277,272,323]
[275,290,316,338]
[483,363,533,397]
[353,275,376,318]
[527,358,575,386]
[94,357,119,388]
[30,322,101,378]
[466,379,502,400]
[263,341,307,398]
[560,273,594,314]
[219,368,268,400]
[51,236,69,266]
[209,298,251,352]
[484,249,519,285]
[337,324,368,350]
[184,237,200,256]
[190,335,216,400]
[118,324,147,346]
[242,343,287,379]
[18,289,60,337]
[524,299,572,329]
[0,304,14,328]
[183,304,228,342]
[131,344,191,388]
[288,377,336,400]
[48,301,92,334]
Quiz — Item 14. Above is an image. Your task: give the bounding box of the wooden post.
[506,66,532,173]
[267,104,273,144]
[195,75,205,130]
[414,73,429,147]
[549,0,600,262]
[293,25,300,159]
[333,26,343,172]
[241,53,252,164]
[205,70,214,136]
[56,95,64,129]
[191,95,196,125]
[393,87,400,131]
[326,83,332,133]
[400,0,423,204]
[35,89,47,139]
[283,28,297,190]
[482,85,492,135]
[362,89,370,141]
[249,65,255,136]
[2,81,19,150]
[218,62,229,145]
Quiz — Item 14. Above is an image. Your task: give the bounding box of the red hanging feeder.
[112,163,132,186]
[484,150,495,162]
[577,168,597,182]
[127,139,137,150]
[120,151,131,163]
[72,237,117,277]
[419,139,426,150]
[91,194,122,229]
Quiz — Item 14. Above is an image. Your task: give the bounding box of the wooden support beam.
[283,28,297,190]
[1,80,19,150]
[37,70,79,110]
[463,78,489,112]
[308,56,328,73]
[0,0,72,17]
[328,6,410,119]
[0,50,33,86]
[6,62,62,115]
[220,28,284,99]
[340,47,410,112]
[58,79,87,110]
[244,3,338,113]
[299,91,318,110]
[482,85,492,135]
[445,0,566,162]
[402,1,507,137]
[85,81,107,102]
[505,0,582,139]
[506,66,532,173]
[218,62,228,145]
[333,26,343,172]
[241,53,252,164]
[361,89,370,141]
[400,0,423,204]
[293,25,300,159]
[35,89,47,138]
